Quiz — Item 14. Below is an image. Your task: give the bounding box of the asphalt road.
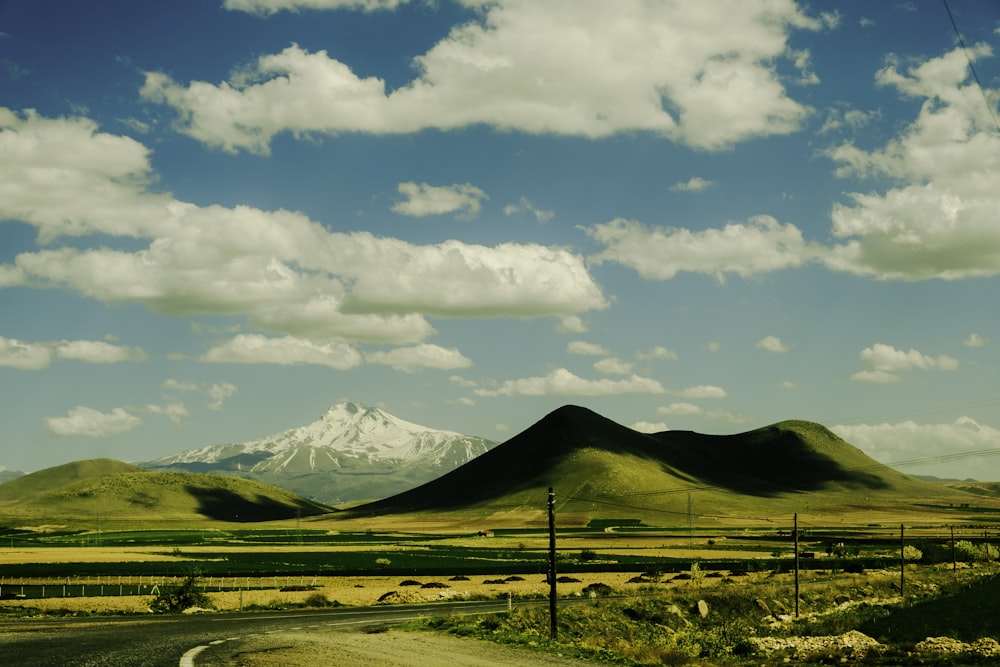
[0,599,533,667]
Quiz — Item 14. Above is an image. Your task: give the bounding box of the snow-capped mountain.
[143,402,496,504]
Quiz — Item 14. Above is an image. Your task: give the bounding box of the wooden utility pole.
[899,524,905,601]
[793,513,799,618]
[548,487,558,640]
[951,525,956,574]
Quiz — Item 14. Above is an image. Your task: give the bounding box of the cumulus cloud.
[503,197,554,223]
[851,343,959,383]
[476,367,666,397]
[831,418,1000,479]
[142,2,820,153]
[556,315,588,334]
[823,45,1000,280]
[365,343,473,373]
[587,216,816,282]
[656,402,703,416]
[670,176,715,192]
[756,335,790,353]
[567,340,609,356]
[202,334,363,369]
[208,382,238,410]
[631,421,668,433]
[638,345,678,361]
[677,385,727,399]
[143,402,191,424]
[656,402,750,423]
[0,336,146,368]
[0,109,606,347]
[55,340,147,363]
[391,182,487,219]
[45,406,142,437]
[0,336,53,370]
[224,0,407,14]
[593,357,634,375]
[964,333,988,348]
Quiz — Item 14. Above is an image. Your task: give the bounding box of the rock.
[750,630,882,660]
[915,637,1000,658]
[696,599,709,618]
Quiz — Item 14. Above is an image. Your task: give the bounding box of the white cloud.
[391,182,487,219]
[55,340,147,363]
[756,335,790,353]
[142,2,820,153]
[670,176,715,192]
[638,345,678,361]
[964,333,988,348]
[593,357,634,375]
[567,340,609,356]
[0,336,53,370]
[365,344,473,373]
[556,316,588,334]
[202,334,362,369]
[208,382,238,410]
[163,378,199,392]
[476,367,666,397]
[831,417,1000,479]
[0,109,606,345]
[587,215,816,282]
[503,197,554,223]
[657,402,703,416]
[677,385,727,399]
[224,0,408,14]
[630,421,667,433]
[852,343,959,383]
[823,46,1000,280]
[143,402,191,424]
[45,406,142,437]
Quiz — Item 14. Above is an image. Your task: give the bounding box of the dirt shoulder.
[201,627,594,667]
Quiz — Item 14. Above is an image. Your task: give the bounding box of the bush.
[150,573,212,613]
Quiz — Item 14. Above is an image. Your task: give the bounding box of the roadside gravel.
[202,628,595,666]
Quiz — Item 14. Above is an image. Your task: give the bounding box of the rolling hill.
[349,405,982,526]
[0,459,333,524]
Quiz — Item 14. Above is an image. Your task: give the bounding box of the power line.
[942,0,1000,134]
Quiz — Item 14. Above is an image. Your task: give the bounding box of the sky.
[2,0,1000,481]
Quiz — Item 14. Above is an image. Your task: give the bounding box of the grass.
[404,567,1000,666]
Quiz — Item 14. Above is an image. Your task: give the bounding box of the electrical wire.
[942,0,1000,134]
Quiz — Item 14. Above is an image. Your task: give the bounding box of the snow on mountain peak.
[150,402,491,473]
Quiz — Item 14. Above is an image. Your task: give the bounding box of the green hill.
[349,406,980,525]
[0,458,333,524]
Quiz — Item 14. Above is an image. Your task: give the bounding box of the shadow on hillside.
[860,574,1000,643]
[648,429,892,497]
[186,486,327,522]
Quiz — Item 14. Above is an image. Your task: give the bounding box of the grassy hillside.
[349,406,981,525]
[0,459,333,524]
[0,459,144,503]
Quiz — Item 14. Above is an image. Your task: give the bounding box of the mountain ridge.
[143,401,497,504]
[350,405,964,522]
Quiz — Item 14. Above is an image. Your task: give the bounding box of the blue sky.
[2,0,1000,480]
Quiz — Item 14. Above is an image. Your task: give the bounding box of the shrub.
[150,572,212,613]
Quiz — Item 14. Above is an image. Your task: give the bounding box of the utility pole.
[547,487,557,640]
[687,493,693,546]
[793,513,799,618]
[899,524,905,601]
[951,525,956,574]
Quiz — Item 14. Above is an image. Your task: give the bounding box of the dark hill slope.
[0,459,332,523]
[353,406,954,519]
